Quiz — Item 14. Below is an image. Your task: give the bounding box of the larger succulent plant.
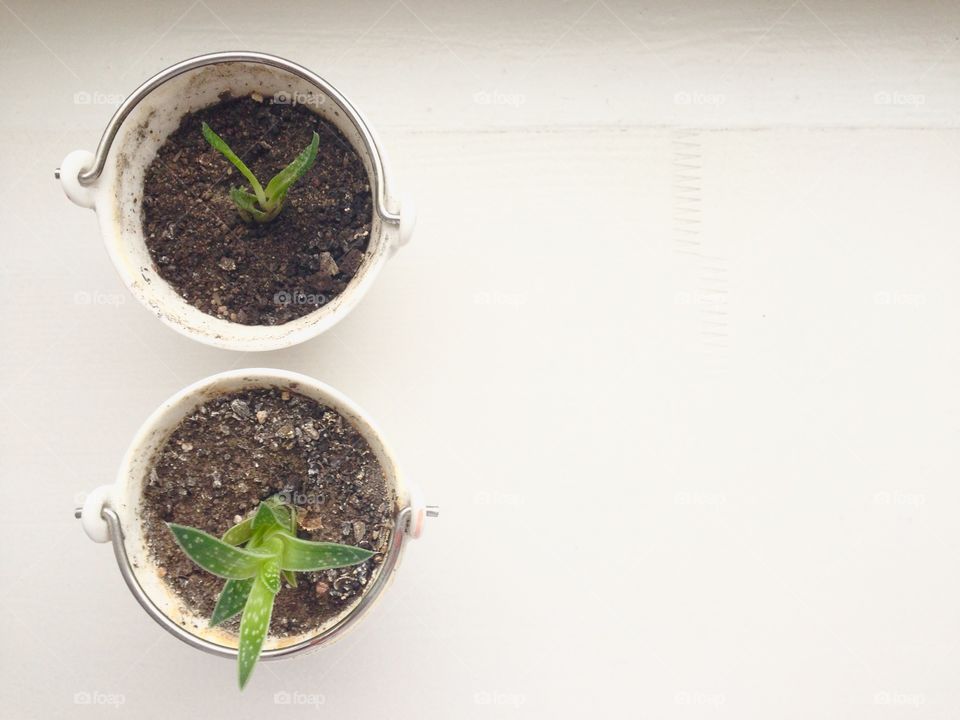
[167,495,373,688]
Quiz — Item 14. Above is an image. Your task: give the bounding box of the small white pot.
[79,369,433,659]
[60,52,415,351]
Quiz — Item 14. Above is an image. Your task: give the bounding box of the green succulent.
[167,495,373,688]
[201,122,319,223]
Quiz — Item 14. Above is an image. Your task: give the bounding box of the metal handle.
[77,503,422,660]
[74,51,400,225]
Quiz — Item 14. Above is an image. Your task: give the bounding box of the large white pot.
[78,369,432,659]
[59,52,414,351]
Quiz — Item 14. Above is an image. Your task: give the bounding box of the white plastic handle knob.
[59,150,97,209]
[405,482,438,539]
[406,482,425,539]
[397,190,416,250]
[80,485,114,543]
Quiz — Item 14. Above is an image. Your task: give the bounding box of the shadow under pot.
[77,369,435,686]
[59,52,415,351]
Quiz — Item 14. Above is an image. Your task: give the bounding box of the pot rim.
[78,51,400,226]
[79,368,430,660]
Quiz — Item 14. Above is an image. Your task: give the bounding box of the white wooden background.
[1,1,958,718]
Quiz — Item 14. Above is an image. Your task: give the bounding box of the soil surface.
[141,387,394,637]
[142,94,373,325]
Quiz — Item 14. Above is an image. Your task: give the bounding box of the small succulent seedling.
[167,495,373,688]
[201,122,319,223]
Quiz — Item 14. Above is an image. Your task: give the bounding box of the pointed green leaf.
[222,517,253,546]
[265,498,297,534]
[278,532,374,571]
[282,569,298,588]
[202,122,266,205]
[167,524,268,579]
[259,558,282,595]
[210,578,254,626]
[264,131,319,205]
[237,573,278,689]
[251,501,285,534]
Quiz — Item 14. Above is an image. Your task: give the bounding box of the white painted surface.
[1,1,958,718]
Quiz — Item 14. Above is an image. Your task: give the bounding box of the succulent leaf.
[278,533,375,571]
[167,524,268,579]
[210,578,254,626]
[251,501,285,534]
[259,558,282,595]
[229,188,269,222]
[202,122,266,205]
[265,497,297,534]
[237,573,278,689]
[222,517,253,546]
[264,131,319,204]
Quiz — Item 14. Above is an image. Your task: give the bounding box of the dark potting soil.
[141,94,373,325]
[141,387,395,637]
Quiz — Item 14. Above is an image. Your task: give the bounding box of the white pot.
[79,368,433,659]
[59,52,415,351]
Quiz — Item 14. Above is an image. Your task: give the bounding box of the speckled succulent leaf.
[278,533,375,571]
[202,122,266,205]
[264,497,297,533]
[210,578,254,627]
[264,131,319,204]
[222,517,253,546]
[251,501,285,534]
[237,573,278,689]
[259,558,282,595]
[167,524,268,579]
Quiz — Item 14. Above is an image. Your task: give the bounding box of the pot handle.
[75,485,114,543]
[404,481,438,539]
[396,190,416,251]
[57,150,98,209]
